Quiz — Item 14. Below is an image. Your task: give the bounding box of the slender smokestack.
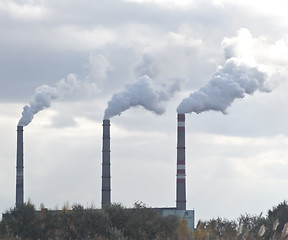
[176,114,186,210]
[101,119,111,208]
[16,126,24,206]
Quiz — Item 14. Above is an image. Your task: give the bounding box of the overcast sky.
[1,0,288,222]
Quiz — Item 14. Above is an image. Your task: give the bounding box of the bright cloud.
[0,0,46,20]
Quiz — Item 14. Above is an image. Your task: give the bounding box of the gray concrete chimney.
[101,119,111,208]
[16,125,24,206]
[176,114,186,210]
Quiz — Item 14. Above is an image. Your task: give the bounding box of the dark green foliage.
[236,214,266,240]
[264,200,288,239]
[0,201,41,240]
[124,202,177,239]
[2,200,288,240]
[79,207,111,238]
[209,217,237,239]
[192,218,237,240]
[267,200,288,231]
[105,202,178,240]
[37,207,59,240]
[0,201,178,240]
[103,203,129,233]
[56,204,112,239]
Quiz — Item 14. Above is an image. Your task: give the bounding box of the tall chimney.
[16,125,24,206]
[176,114,186,210]
[101,119,111,208]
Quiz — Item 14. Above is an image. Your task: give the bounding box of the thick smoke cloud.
[177,29,271,114]
[104,75,181,119]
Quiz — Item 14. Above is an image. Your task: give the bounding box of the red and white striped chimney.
[176,114,186,210]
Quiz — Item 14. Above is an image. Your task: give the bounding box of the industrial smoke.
[18,53,108,126]
[177,29,271,115]
[18,73,95,126]
[104,75,181,119]
[18,84,58,126]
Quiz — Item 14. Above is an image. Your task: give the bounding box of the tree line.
[192,201,288,240]
[1,200,288,240]
[0,201,182,240]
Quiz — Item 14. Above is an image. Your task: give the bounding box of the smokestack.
[16,125,24,206]
[176,114,186,210]
[101,119,111,208]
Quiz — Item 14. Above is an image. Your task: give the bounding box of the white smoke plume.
[18,53,109,126]
[104,75,181,119]
[177,29,271,114]
[18,73,97,126]
[18,84,58,126]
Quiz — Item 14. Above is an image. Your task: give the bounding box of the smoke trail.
[104,75,181,119]
[177,29,270,114]
[18,84,58,126]
[18,53,109,126]
[18,73,97,126]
